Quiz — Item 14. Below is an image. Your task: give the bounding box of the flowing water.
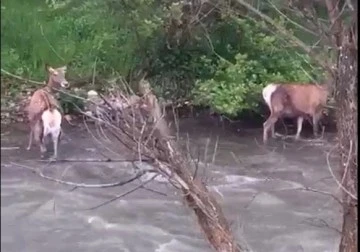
[1,118,342,252]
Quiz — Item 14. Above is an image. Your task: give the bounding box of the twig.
[266,0,318,36]
[1,68,44,85]
[94,114,111,143]
[211,135,219,164]
[92,58,97,86]
[85,174,158,210]
[1,146,20,150]
[10,161,152,188]
[82,116,124,159]
[39,25,65,61]
[172,104,180,142]
[193,145,202,180]
[33,158,151,163]
[185,133,201,179]
[297,186,343,205]
[233,0,335,75]
[202,138,211,182]
[140,186,167,197]
[204,137,211,165]
[230,151,242,165]
[244,192,261,209]
[301,217,342,234]
[138,121,147,162]
[254,137,277,153]
[339,140,353,186]
[325,144,357,200]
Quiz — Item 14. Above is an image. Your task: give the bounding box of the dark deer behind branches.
[262,83,329,143]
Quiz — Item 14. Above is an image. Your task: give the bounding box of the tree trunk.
[336,28,358,252]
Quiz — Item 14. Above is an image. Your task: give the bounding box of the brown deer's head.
[46,64,69,89]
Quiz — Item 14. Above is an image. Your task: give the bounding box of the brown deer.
[26,65,69,158]
[262,83,329,144]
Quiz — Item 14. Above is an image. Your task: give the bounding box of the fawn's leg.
[34,121,46,158]
[295,117,304,140]
[51,130,61,160]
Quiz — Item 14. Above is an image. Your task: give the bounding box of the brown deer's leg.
[295,116,304,140]
[51,136,59,160]
[34,121,46,157]
[64,114,75,126]
[39,140,46,158]
[271,124,276,138]
[263,113,279,144]
[312,112,322,137]
[26,127,34,150]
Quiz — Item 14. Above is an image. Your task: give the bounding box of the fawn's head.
[46,64,69,89]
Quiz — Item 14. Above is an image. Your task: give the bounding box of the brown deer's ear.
[57,66,67,73]
[48,67,56,74]
[45,64,56,74]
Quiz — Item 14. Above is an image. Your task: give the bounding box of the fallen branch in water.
[10,161,155,188]
[1,146,20,150]
[33,157,152,163]
[85,174,159,210]
[296,186,343,205]
[301,217,342,234]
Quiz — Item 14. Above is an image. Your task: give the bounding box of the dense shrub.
[192,18,322,116]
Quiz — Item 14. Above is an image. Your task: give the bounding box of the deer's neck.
[44,79,55,93]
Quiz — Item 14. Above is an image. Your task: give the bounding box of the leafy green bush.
[148,16,246,101]
[1,0,165,111]
[1,0,164,81]
[192,18,322,116]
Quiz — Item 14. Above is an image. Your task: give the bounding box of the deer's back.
[282,84,328,114]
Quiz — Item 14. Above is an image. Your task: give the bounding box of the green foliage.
[58,92,85,114]
[1,0,323,117]
[192,18,322,116]
[1,0,164,81]
[148,17,242,100]
[1,0,165,110]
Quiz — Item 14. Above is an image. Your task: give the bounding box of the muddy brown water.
[1,118,341,252]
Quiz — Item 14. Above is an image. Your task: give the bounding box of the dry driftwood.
[83,78,251,252]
